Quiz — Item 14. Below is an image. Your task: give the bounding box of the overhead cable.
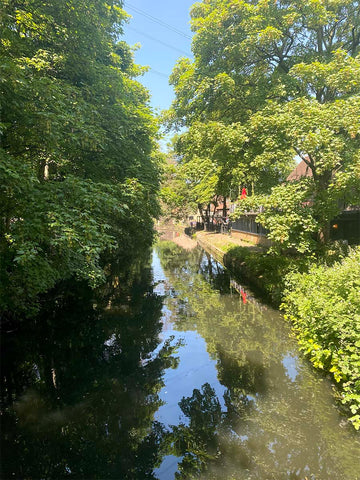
[124,2,192,40]
[127,25,191,56]
[148,68,169,79]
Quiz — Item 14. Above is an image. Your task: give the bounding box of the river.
[1,241,359,479]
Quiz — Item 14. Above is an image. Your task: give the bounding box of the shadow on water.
[1,242,360,479]
[1,250,179,479]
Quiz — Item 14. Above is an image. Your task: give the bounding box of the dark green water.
[1,242,359,479]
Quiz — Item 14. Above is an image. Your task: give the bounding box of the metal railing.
[231,216,268,236]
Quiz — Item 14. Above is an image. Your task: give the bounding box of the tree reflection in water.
[2,242,360,480]
[1,251,179,479]
[170,383,222,478]
[156,241,360,480]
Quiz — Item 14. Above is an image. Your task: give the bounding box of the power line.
[127,25,191,56]
[147,68,169,79]
[124,2,192,40]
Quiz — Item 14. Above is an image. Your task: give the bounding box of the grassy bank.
[224,246,310,306]
[195,232,360,429]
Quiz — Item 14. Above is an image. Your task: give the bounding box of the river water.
[1,242,359,479]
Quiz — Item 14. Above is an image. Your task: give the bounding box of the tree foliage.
[165,0,360,251]
[0,0,161,317]
[159,140,198,222]
[282,247,360,430]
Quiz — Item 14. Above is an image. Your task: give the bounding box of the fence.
[330,210,360,244]
[231,215,268,236]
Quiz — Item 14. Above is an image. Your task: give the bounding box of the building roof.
[287,159,313,181]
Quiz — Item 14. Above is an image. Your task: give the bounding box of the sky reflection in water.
[153,243,360,480]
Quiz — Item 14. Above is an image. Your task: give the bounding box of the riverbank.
[156,226,198,250]
[161,227,360,430]
[157,227,305,305]
[196,231,298,306]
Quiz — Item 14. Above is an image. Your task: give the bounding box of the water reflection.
[156,241,360,480]
[1,252,178,479]
[1,243,360,480]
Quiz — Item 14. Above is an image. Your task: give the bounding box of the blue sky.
[122,0,195,115]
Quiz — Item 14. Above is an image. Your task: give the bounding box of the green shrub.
[282,247,360,429]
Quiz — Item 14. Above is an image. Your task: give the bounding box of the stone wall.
[231,230,272,247]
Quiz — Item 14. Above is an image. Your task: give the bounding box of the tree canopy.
[165,0,360,251]
[0,0,161,317]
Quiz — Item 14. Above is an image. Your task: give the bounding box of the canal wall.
[196,232,289,307]
[196,234,266,298]
[231,229,272,247]
[196,235,226,265]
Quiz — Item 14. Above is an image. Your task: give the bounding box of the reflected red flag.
[241,290,247,304]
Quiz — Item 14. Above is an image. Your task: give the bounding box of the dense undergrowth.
[282,248,360,430]
[222,243,360,429]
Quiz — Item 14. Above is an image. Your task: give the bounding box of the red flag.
[240,188,247,200]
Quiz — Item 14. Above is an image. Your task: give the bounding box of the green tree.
[165,0,360,250]
[0,0,161,317]
[159,139,198,222]
[236,50,360,250]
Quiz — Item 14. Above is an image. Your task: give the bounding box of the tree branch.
[293,146,315,175]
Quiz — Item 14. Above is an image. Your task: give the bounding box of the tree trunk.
[38,158,50,181]
[223,196,227,218]
[318,222,331,244]
[315,170,333,245]
[44,163,49,180]
[198,203,206,224]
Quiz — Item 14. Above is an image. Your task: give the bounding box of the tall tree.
[165,0,360,250]
[0,0,161,317]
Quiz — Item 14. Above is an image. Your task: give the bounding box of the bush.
[282,248,360,429]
